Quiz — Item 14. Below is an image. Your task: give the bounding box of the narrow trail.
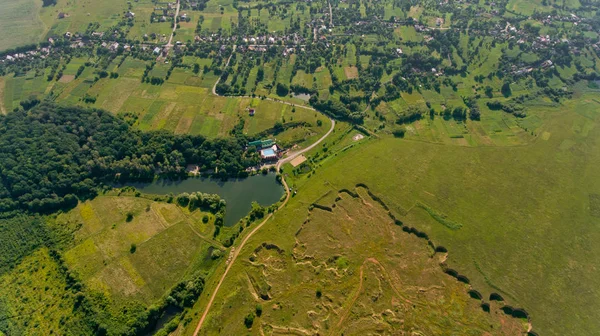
[192,113,334,336]
[332,261,366,334]
[211,44,237,96]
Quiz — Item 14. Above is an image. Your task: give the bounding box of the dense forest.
[0,102,260,215]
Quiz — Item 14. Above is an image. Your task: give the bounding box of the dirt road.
[191,117,334,336]
[192,172,291,336]
[165,0,181,49]
[191,46,336,334]
[211,45,237,96]
[328,1,333,27]
[277,117,335,170]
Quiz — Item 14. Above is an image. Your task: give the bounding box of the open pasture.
[39,0,126,38]
[0,0,45,51]
[56,195,221,305]
[269,92,600,336]
[189,186,526,335]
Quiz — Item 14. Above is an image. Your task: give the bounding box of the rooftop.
[248,139,275,148]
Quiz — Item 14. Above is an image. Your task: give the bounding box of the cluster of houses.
[248,139,283,161]
[511,60,554,76]
[238,33,304,46]
[2,47,51,63]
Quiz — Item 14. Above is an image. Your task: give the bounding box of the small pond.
[123,173,284,227]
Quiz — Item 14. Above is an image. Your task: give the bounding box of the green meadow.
[188,186,526,335]
[184,87,600,336]
[0,0,45,51]
[56,195,222,306]
[38,0,126,39]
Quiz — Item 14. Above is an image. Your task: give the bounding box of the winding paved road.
[277,117,335,170]
[192,118,334,335]
[192,72,335,335]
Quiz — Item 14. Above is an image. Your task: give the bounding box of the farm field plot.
[200,12,238,33]
[240,99,328,145]
[1,68,310,138]
[2,72,51,110]
[126,0,174,42]
[505,0,554,15]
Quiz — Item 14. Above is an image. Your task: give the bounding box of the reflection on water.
[123,174,284,227]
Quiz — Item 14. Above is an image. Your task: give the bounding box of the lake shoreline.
[114,173,284,227]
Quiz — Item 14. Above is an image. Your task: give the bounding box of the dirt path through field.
[192,117,334,336]
[166,0,181,49]
[211,45,237,96]
[332,261,365,333]
[191,48,336,334]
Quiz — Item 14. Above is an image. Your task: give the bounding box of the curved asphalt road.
[192,67,335,335]
[192,117,334,335]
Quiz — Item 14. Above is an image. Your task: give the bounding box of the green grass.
[395,26,422,42]
[187,91,600,336]
[506,0,554,15]
[186,186,526,335]
[0,0,45,51]
[415,201,463,230]
[126,0,173,42]
[307,98,600,336]
[57,195,221,305]
[38,0,127,38]
[1,66,313,137]
[0,248,94,334]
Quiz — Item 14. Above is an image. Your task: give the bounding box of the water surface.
[125,174,284,227]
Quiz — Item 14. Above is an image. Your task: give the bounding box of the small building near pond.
[248,139,282,161]
[248,139,275,149]
[260,145,282,161]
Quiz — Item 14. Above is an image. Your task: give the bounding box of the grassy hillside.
[302,95,600,335]
[0,248,95,334]
[56,195,223,306]
[0,194,225,335]
[187,186,527,335]
[185,88,600,336]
